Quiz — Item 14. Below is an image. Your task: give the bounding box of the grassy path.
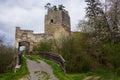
[1,55,119,80]
[26,59,58,80]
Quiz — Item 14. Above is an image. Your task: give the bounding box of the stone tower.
[45,8,71,38]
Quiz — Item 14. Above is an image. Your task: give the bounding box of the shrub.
[0,45,14,73]
[33,32,120,73]
[33,39,53,52]
[99,43,120,67]
[59,33,97,73]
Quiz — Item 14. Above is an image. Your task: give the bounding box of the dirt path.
[26,59,58,80]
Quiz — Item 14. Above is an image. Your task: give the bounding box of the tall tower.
[44,8,71,38]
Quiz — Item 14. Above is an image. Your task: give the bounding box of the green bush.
[0,56,29,80]
[59,33,97,73]
[0,45,14,73]
[98,42,120,78]
[33,33,120,74]
[33,39,53,52]
[116,67,120,76]
[99,43,120,68]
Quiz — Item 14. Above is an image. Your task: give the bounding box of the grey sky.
[0,0,87,46]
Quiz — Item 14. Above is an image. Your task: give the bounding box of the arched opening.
[16,41,30,65]
[18,41,30,54]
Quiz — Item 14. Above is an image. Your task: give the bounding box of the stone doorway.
[18,41,30,54]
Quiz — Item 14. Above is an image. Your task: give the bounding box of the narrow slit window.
[50,19,53,23]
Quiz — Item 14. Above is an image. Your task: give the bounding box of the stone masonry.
[15,8,71,52]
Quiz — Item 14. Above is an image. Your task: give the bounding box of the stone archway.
[18,41,30,54]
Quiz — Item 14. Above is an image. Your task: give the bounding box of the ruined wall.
[15,8,71,53]
[15,27,52,52]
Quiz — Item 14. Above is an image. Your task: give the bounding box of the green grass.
[6,55,119,80]
[26,55,71,80]
[26,55,86,80]
[67,69,120,80]
[26,55,41,63]
[44,59,72,80]
[0,56,29,80]
[85,69,120,80]
[31,55,120,80]
[67,73,86,80]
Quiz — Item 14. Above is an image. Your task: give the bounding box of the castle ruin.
[15,7,71,53]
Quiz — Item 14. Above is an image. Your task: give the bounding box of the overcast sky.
[0,0,87,46]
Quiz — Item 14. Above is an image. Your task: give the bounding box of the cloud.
[0,0,86,46]
[65,0,87,30]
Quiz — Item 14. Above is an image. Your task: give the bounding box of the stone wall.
[15,27,52,52]
[15,8,71,53]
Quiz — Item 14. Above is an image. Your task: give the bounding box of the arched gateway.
[18,41,30,53]
[14,27,53,53]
